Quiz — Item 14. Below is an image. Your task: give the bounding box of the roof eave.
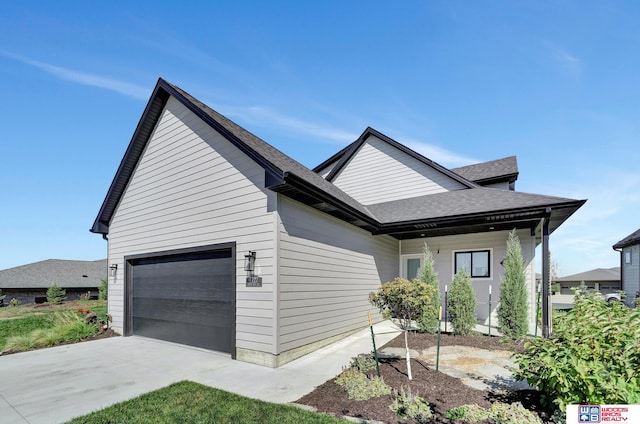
[268,172,379,232]
[90,80,170,235]
[373,200,585,239]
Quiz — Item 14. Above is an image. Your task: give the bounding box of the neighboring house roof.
[0,259,107,289]
[452,156,518,186]
[612,228,640,249]
[555,267,620,283]
[91,78,586,240]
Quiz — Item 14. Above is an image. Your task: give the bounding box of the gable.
[330,134,467,205]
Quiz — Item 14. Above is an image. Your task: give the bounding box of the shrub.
[9,298,20,307]
[370,278,437,380]
[349,353,377,374]
[98,278,108,301]
[513,291,640,411]
[447,270,476,335]
[417,243,441,333]
[389,387,432,423]
[445,402,541,423]
[335,368,392,400]
[497,229,529,338]
[47,284,66,304]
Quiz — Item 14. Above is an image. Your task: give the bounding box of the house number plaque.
[246,276,262,287]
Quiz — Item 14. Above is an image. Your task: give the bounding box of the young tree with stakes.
[370,278,436,380]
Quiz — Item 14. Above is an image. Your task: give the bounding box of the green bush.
[447,270,477,335]
[497,229,529,338]
[349,353,377,374]
[334,368,391,400]
[389,387,432,423]
[513,291,640,411]
[47,284,66,304]
[98,278,108,301]
[417,243,441,333]
[445,402,541,423]
[9,298,20,307]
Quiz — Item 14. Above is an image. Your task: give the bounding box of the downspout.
[541,207,552,338]
[613,245,623,305]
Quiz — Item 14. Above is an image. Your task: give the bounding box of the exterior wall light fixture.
[244,251,256,275]
[109,264,118,278]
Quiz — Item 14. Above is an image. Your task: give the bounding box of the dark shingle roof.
[0,259,107,289]
[613,228,640,249]
[556,267,620,282]
[367,188,582,223]
[92,78,586,240]
[91,79,376,235]
[452,156,518,184]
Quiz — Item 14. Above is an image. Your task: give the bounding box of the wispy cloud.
[214,103,360,144]
[535,169,640,275]
[402,138,479,167]
[545,42,582,79]
[2,51,149,100]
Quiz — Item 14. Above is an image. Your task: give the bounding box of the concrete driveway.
[0,322,399,424]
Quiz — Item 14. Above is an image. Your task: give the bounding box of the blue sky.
[1,1,638,276]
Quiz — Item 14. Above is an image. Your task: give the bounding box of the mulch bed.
[297,332,553,423]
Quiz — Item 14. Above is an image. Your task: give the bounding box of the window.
[455,250,490,278]
[403,257,422,280]
[625,250,632,264]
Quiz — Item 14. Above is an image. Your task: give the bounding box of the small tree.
[497,229,529,338]
[47,284,66,304]
[370,278,436,380]
[98,278,108,301]
[417,243,441,333]
[447,270,477,335]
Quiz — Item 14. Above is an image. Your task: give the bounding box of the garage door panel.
[130,247,234,353]
[133,297,232,325]
[133,317,232,353]
[133,282,232,301]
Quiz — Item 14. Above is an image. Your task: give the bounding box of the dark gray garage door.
[130,248,234,353]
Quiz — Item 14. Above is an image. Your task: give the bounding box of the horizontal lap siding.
[622,245,640,307]
[277,196,398,352]
[108,97,276,354]
[401,230,536,324]
[332,135,465,205]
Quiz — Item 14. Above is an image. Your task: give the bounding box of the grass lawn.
[67,381,347,424]
[0,300,107,353]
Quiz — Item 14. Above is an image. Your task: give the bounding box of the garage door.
[130,248,234,353]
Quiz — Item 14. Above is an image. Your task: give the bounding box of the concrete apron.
[0,321,400,424]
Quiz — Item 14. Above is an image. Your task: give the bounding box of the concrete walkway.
[0,322,400,424]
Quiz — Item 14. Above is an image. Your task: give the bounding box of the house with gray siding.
[0,259,106,305]
[613,229,640,306]
[91,78,585,367]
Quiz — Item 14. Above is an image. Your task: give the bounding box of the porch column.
[542,207,552,338]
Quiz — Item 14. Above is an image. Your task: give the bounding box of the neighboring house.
[613,228,640,307]
[0,259,107,305]
[551,267,620,308]
[91,79,585,367]
[555,267,621,295]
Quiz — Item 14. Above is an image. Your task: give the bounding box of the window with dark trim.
[455,250,490,278]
